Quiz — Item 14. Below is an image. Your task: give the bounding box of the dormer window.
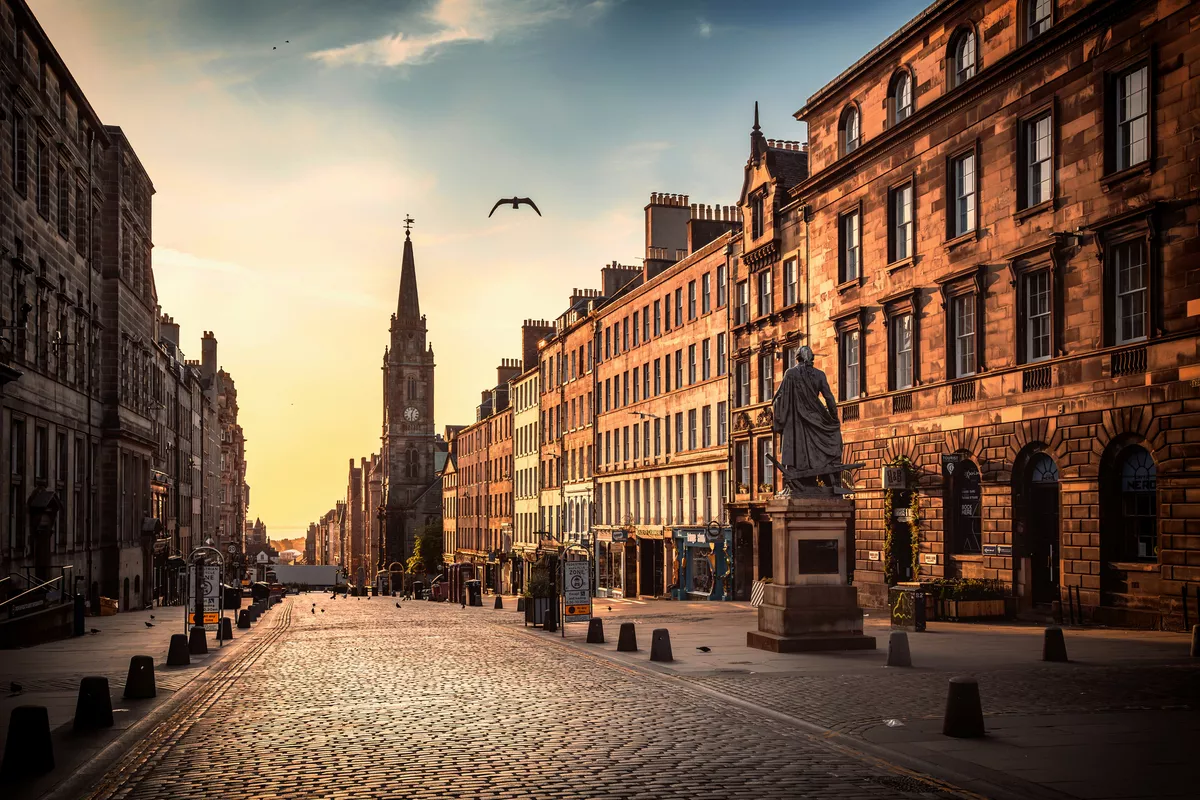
[750,194,765,239]
[949,28,977,89]
[889,70,913,125]
[839,105,861,155]
[1026,0,1052,41]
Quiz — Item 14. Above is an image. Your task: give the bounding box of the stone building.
[217,368,247,556]
[734,0,1199,625]
[440,442,457,565]
[593,194,741,599]
[346,458,364,585]
[382,226,441,568]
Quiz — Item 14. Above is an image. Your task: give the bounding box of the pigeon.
[311,608,315,614]
[696,646,711,652]
[272,46,276,50]
[145,621,154,628]
[321,609,325,613]
[9,682,22,695]
[607,606,612,612]
[395,602,401,608]
[89,628,101,634]
[150,614,155,620]
[488,197,541,218]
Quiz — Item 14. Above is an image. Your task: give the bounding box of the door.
[624,540,638,598]
[1027,454,1061,605]
[889,491,913,585]
[734,524,754,600]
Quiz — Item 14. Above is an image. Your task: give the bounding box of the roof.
[767,145,810,192]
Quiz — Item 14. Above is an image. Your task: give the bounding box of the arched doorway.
[1015,452,1060,605]
[1101,444,1158,604]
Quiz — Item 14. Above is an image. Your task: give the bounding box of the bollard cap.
[948,675,978,685]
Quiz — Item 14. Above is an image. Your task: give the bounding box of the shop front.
[671,526,732,601]
[594,528,628,599]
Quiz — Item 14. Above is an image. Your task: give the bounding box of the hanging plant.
[882,484,895,585]
[911,483,923,580]
[882,456,921,585]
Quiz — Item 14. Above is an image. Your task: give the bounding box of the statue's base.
[746,630,877,652]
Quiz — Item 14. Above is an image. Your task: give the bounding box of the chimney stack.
[201,331,217,380]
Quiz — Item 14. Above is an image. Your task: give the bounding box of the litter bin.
[466,580,483,607]
[222,584,242,610]
[888,585,927,632]
[251,582,270,602]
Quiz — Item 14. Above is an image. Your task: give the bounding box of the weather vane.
[403,215,415,237]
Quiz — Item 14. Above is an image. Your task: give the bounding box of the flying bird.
[488,197,541,218]
[144,621,154,628]
[696,646,711,653]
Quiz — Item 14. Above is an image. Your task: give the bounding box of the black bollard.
[188,625,208,656]
[494,596,504,610]
[73,676,114,731]
[123,655,156,699]
[650,629,673,662]
[237,609,251,629]
[544,607,558,633]
[74,592,86,637]
[516,597,525,612]
[942,676,985,738]
[1,706,54,777]
[1042,626,1068,662]
[887,631,913,667]
[617,622,638,652]
[586,618,605,644]
[218,617,234,641]
[166,633,191,666]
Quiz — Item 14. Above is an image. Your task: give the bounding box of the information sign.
[562,561,591,622]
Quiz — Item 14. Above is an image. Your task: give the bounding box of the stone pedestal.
[747,495,876,653]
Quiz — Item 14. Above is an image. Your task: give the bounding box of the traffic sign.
[562,561,591,622]
[187,565,222,631]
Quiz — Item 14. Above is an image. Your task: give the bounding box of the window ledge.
[944,230,978,251]
[1106,561,1158,573]
[836,278,861,295]
[950,554,984,563]
[1014,199,1053,223]
[1101,161,1152,191]
[886,256,915,274]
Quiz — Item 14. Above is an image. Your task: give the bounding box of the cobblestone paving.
[85,598,974,800]
[684,661,1200,737]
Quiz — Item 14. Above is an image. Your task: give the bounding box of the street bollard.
[1,706,54,777]
[1191,625,1199,658]
[942,676,985,738]
[218,617,234,642]
[586,618,605,644]
[123,655,156,699]
[494,596,504,610]
[516,597,525,612]
[650,629,673,662]
[1042,626,1068,662]
[188,625,208,656]
[886,631,913,667]
[544,607,558,633]
[617,622,638,652]
[166,633,191,666]
[73,676,114,731]
[237,609,251,629]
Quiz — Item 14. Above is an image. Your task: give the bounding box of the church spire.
[397,215,421,322]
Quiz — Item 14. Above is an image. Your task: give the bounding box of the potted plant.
[523,575,554,626]
[923,578,1007,620]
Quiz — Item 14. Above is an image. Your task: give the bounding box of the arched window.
[405,447,419,479]
[407,377,417,401]
[1113,446,1157,562]
[838,105,861,156]
[948,28,977,89]
[888,70,914,125]
[1023,0,1053,42]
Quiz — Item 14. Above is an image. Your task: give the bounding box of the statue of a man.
[772,346,843,486]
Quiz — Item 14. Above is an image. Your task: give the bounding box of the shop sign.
[922,553,938,565]
[892,507,913,521]
[998,544,1012,556]
[610,530,628,544]
[867,550,881,561]
[882,465,909,489]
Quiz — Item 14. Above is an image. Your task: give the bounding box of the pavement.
[4,592,1195,799]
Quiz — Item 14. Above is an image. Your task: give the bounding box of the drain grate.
[873,775,961,797]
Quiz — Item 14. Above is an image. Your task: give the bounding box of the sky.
[30,0,929,537]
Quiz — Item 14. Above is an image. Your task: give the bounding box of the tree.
[407,522,443,574]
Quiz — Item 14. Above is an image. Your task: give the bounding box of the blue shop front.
[671,526,732,601]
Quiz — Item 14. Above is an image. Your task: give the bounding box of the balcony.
[891,392,913,414]
[1111,345,1147,378]
[841,403,860,422]
[1021,364,1052,393]
[949,379,976,405]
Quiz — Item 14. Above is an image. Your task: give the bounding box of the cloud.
[310,0,595,67]
[698,18,713,38]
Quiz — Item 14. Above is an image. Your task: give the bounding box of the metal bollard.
[650,629,673,662]
[886,630,913,667]
[124,655,156,699]
[166,633,190,666]
[1,706,54,777]
[1043,626,1068,662]
[942,677,985,738]
[73,676,114,731]
[617,622,638,652]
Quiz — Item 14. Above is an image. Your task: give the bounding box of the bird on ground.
[311,608,315,614]
[320,609,325,613]
[149,614,155,620]
[395,602,401,608]
[144,621,154,628]
[488,197,541,218]
[696,646,711,653]
[9,682,23,695]
[89,628,101,634]
[607,606,612,612]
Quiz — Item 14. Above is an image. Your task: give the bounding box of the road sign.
[562,561,591,622]
[187,565,222,631]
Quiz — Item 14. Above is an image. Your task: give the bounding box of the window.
[12,112,28,197]
[674,288,683,325]
[950,151,976,236]
[717,264,727,307]
[888,183,913,262]
[736,441,751,490]
[717,402,728,445]
[890,312,914,390]
[735,361,750,407]
[757,438,775,490]
[949,28,976,89]
[758,354,774,402]
[688,344,697,384]
[653,300,661,336]
[951,294,977,377]
[839,105,860,155]
[734,281,750,325]
[623,371,630,405]
[57,162,70,238]
[687,281,697,320]
[1023,270,1052,362]
[36,139,50,219]
[889,70,913,125]
[1112,65,1149,172]
[632,311,639,347]
[34,426,48,483]
[1113,446,1157,562]
[1113,240,1148,344]
[623,317,630,351]
[783,345,800,371]
[675,413,684,453]
[654,359,661,395]
[757,270,773,317]
[674,349,683,388]
[840,210,861,281]
[701,339,711,380]
[717,333,727,376]
[702,406,712,447]
[1021,113,1053,208]
[783,258,797,306]
[663,295,671,330]
[632,366,640,403]
[604,327,611,359]
[1026,0,1052,41]
[642,305,650,342]
[751,194,765,239]
[642,363,649,399]
[701,273,711,314]
[663,354,670,393]
[840,330,860,400]
[688,409,697,450]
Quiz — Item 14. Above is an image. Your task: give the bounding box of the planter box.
[937,599,1005,620]
[523,597,551,626]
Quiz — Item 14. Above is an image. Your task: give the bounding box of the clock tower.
[382,219,439,569]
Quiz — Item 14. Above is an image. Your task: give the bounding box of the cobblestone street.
[79,597,974,800]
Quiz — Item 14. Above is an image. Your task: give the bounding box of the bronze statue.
[770,346,858,493]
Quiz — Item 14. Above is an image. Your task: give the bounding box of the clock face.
[404,407,419,422]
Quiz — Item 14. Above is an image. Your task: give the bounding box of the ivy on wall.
[882,456,923,585]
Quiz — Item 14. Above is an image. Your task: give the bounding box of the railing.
[0,574,64,615]
[1111,345,1147,377]
[891,392,913,414]
[841,403,860,422]
[1022,364,1052,392]
[949,379,976,405]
